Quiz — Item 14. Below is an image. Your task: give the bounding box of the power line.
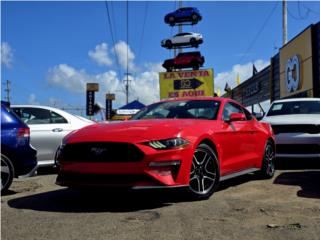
[104,1,122,78]
[239,1,279,64]
[137,2,149,62]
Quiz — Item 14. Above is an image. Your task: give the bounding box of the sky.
[1,0,320,112]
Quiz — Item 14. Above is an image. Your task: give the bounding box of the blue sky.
[1,1,320,110]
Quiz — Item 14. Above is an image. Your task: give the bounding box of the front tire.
[168,16,175,26]
[191,14,198,23]
[1,154,14,194]
[188,143,220,200]
[258,140,275,179]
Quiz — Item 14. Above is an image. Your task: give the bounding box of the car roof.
[272,98,320,104]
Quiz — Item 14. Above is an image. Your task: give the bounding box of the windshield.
[131,100,220,120]
[267,100,320,116]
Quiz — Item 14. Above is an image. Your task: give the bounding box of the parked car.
[162,51,205,72]
[164,7,202,26]
[262,98,320,158]
[56,97,275,200]
[12,105,94,167]
[1,101,37,193]
[161,32,203,49]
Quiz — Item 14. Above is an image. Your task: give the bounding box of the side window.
[222,102,242,121]
[50,111,68,124]
[17,108,68,124]
[20,108,51,124]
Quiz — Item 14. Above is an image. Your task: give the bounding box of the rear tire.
[166,40,172,49]
[190,38,196,46]
[187,143,220,200]
[258,140,275,179]
[1,154,14,194]
[169,16,175,26]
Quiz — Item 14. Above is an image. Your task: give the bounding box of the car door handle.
[52,128,63,132]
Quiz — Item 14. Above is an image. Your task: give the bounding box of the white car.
[161,32,203,49]
[12,105,94,167]
[262,98,320,158]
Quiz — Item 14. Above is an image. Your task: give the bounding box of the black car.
[1,101,37,193]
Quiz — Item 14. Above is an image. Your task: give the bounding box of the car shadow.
[7,174,262,213]
[7,187,193,213]
[274,171,320,199]
[275,157,320,170]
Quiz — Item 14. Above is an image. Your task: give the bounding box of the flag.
[224,82,231,92]
[253,64,258,75]
[217,87,221,97]
[236,73,240,86]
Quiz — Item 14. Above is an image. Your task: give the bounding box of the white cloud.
[112,41,136,72]
[214,59,269,95]
[47,64,89,93]
[88,43,112,66]
[28,94,39,105]
[1,42,14,68]
[46,61,163,107]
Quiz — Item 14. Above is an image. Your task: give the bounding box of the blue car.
[1,101,37,193]
[164,7,202,26]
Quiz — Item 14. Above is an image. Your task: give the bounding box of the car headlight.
[145,137,189,150]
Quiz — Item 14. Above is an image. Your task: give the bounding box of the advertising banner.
[280,27,313,98]
[159,69,214,99]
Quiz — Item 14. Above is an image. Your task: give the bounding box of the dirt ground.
[1,159,320,240]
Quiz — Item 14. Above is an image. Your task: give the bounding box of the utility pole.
[178,0,183,54]
[124,73,131,104]
[174,0,183,57]
[4,80,11,103]
[126,0,130,104]
[282,0,287,46]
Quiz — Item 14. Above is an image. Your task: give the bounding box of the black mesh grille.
[276,144,320,154]
[57,172,157,186]
[60,142,145,163]
[272,124,320,134]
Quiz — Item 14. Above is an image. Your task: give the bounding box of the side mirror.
[253,112,264,121]
[229,113,246,122]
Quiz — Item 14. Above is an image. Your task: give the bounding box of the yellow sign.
[280,27,313,98]
[159,69,214,99]
[86,83,99,92]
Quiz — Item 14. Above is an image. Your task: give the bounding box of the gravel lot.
[1,159,320,240]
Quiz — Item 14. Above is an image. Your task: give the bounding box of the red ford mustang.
[56,97,275,199]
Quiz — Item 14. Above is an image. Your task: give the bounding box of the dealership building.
[225,21,320,112]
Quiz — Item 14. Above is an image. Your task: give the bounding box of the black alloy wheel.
[190,37,196,46]
[191,14,198,23]
[166,40,172,49]
[258,140,275,179]
[192,63,200,70]
[169,16,175,26]
[1,154,14,194]
[188,143,220,199]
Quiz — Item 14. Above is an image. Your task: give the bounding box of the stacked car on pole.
[162,7,205,72]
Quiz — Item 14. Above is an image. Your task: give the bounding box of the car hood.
[66,119,200,143]
[262,114,320,125]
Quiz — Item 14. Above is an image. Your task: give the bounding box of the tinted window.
[14,108,68,124]
[222,102,244,120]
[132,100,220,120]
[267,101,320,116]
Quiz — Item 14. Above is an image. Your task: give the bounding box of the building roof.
[118,100,146,110]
